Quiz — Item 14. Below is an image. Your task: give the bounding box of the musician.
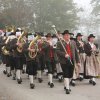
[0,33,7,74]
[70,33,76,41]
[2,31,14,77]
[52,34,63,82]
[42,33,56,88]
[0,31,5,64]
[6,32,17,80]
[10,29,23,84]
[84,34,100,86]
[76,33,86,81]
[57,30,80,94]
[23,33,37,89]
[37,35,46,83]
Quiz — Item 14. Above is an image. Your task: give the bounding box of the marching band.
[0,26,100,94]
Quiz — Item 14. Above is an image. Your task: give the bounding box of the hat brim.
[62,33,71,35]
[88,36,95,38]
[76,35,83,37]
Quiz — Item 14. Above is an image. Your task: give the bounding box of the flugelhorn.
[28,35,41,59]
[17,31,27,53]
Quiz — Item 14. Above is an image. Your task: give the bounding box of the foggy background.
[0,0,99,37]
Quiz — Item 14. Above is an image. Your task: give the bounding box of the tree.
[91,0,100,35]
[0,0,33,28]
[0,0,80,32]
[91,0,100,15]
[30,0,79,32]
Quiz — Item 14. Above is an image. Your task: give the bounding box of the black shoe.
[64,87,66,90]
[17,79,22,84]
[70,81,76,87]
[58,77,63,82]
[89,80,93,84]
[48,82,50,86]
[64,87,71,92]
[10,73,12,76]
[50,83,54,88]
[79,77,84,81]
[7,73,11,77]
[22,70,25,74]
[20,78,22,82]
[30,84,35,89]
[34,76,37,79]
[92,81,96,86]
[38,78,43,83]
[53,75,57,79]
[3,70,7,75]
[12,77,16,80]
[66,89,70,94]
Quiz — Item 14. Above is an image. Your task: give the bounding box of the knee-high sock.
[29,75,34,84]
[64,78,70,89]
[48,74,53,83]
[79,74,83,78]
[6,67,10,74]
[37,70,42,78]
[12,70,16,77]
[4,64,7,71]
[92,77,95,82]
[23,64,26,71]
[16,70,21,79]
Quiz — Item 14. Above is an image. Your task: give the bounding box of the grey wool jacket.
[56,40,80,64]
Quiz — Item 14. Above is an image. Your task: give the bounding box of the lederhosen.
[6,37,15,70]
[23,42,37,75]
[10,38,23,70]
[37,41,46,71]
[2,37,11,70]
[61,43,74,78]
[57,40,79,78]
[7,37,16,71]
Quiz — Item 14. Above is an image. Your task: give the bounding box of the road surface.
[0,64,100,100]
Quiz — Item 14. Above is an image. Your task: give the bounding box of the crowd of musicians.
[0,27,100,94]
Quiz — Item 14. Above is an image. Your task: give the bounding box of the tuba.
[28,35,41,59]
[17,31,27,53]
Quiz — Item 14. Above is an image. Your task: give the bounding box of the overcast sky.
[74,0,92,17]
[74,0,92,10]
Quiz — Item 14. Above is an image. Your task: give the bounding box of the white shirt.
[89,42,95,49]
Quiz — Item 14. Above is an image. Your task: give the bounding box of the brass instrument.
[17,31,27,53]
[1,25,15,55]
[28,35,41,59]
[2,37,10,55]
[5,25,15,33]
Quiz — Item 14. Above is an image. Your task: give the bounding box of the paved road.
[0,64,100,100]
